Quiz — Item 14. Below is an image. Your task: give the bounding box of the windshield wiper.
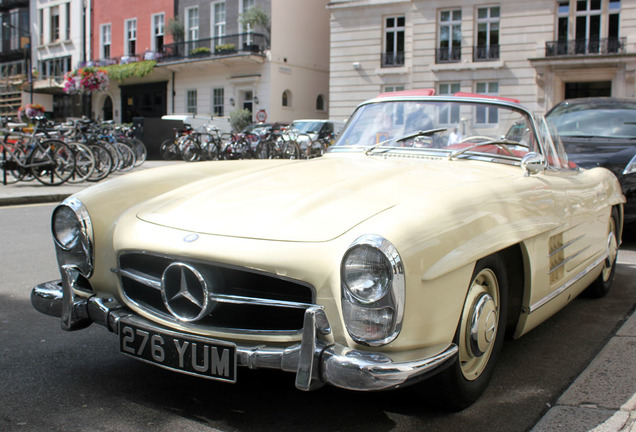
[449,139,529,160]
[396,128,448,143]
[364,128,448,155]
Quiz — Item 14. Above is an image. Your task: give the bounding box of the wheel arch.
[498,243,525,339]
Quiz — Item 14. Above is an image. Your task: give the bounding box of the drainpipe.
[172,71,175,113]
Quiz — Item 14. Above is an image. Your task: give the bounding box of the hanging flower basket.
[18,103,45,123]
[63,67,109,94]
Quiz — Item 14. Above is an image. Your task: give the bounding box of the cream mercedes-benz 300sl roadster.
[33,90,625,409]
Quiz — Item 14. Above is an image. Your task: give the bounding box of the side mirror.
[521,152,546,176]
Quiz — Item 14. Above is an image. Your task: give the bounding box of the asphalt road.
[1,203,634,432]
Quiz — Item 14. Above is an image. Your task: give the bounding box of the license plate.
[119,318,237,383]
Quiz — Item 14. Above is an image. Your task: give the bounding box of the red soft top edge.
[375,89,520,104]
[452,92,521,104]
[377,89,436,98]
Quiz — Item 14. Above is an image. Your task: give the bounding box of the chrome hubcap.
[459,268,499,380]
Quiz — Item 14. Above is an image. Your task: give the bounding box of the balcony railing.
[436,46,461,63]
[545,37,626,57]
[473,45,500,62]
[381,52,405,68]
[160,32,269,62]
[85,32,269,69]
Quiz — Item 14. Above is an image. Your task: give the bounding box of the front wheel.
[435,253,508,410]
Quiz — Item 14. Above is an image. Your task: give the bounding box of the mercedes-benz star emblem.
[161,262,212,322]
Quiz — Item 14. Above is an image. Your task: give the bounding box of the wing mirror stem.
[521,152,546,176]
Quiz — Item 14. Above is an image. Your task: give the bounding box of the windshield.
[547,101,636,139]
[333,100,538,158]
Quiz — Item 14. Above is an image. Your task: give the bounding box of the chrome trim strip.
[114,268,162,290]
[114,267,315,309]
[529,252,607,314]
[210,293,316,310]
[548,245,591,274]
[548,235,584,258]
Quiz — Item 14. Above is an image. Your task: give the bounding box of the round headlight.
[52,205,81,249]
[342,244,392,304]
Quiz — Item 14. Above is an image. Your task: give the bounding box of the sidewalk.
[1,160,635,432]
[0,160,177,206]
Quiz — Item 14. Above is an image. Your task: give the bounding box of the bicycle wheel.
[100,140,121,171]
[280,141,301,159]
[87,143,114,182]
[160,139,179,160]
[1,145,28,183]
[181,137,202,162]
[29,139,75,185]
[255,140,275,159]
[67,142,96,183]
[115,141,136,172]
[128,138,147,166]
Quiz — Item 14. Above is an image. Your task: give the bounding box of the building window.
[575,0,602,53]
[38,9,44,44]
[65,2,70,40]
[242,0,255,14]
[383,85,405,93]
[186,7,199,41]
[152,13,165,53]
[101,24,111,59]
[187,90,198,115]
[212,2,226,42]
[40,56,72,78]
[475,6,499,61]
[8,10,21,50]
[475,82,499,124]
[549,0,623,56]
[125,19,137,56]
[282,90,291,107]
[438,83,461,125]
[213,88,224,116]
[609,0,621,52]
[382,16,405,67]
[50,6,60,42]
[316,94,325,111]
[438,9,461,63]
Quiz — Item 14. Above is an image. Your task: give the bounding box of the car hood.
[561,136,636,170]
[136,155,511,242]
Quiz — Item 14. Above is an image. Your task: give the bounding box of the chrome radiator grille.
[117,252,316,335]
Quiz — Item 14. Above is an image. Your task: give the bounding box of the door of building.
[565,81,611,99]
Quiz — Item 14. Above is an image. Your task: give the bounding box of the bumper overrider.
[32,266,458,392]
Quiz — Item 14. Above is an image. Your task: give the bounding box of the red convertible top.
[453,92,521,104]
[375,89,521,104]
[377,89,436,98]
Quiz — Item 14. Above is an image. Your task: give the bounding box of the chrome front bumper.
[32,273,458,392]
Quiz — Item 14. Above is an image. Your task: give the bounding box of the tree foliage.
[239,6,270,36]
[229,109,253,132]
[104,61,157,81]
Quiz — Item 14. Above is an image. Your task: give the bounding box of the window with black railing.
[438,9,462,64]
[545,37,626,57]
[160,32,269,61]
[475,6,499,62]
[436,46,461,63]
[382,16,405,68]
[473,44,500,62]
